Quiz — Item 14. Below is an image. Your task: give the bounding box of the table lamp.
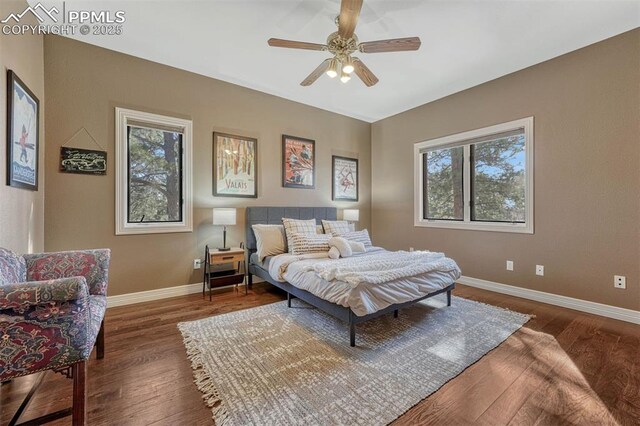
[212,208,236,251]
[343,209,360,226]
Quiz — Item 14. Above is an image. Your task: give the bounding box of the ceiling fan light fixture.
[268,0,418,87]
[326,58,339,78]
[342,56,354,74]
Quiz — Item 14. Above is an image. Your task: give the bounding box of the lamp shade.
[343,209,359,222]
[212,208,236,226]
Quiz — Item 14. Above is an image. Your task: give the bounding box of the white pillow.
[289,232,332,255]
[252,225,287,262]
[322,220,355,236]
[328,237,353,258]
[341,229,372,247]
[282,218,317,252]
[328,246,340,259]
[348,241,366,253]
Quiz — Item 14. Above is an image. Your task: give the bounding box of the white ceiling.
[34,0,640,122]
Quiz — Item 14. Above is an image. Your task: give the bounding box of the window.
[414,117,533,233]
[115,108,192,235]
[424,146,464,221]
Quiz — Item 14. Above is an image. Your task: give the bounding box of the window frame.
[414,117,534,234]
[115,107,193,235]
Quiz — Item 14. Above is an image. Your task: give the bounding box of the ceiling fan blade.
[352,58,379,87]
[268,38,327,51]
[359,37,422,53]
[301,59,332,86]
[338,0,363,39]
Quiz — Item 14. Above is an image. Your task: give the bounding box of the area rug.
[178,295,529,426]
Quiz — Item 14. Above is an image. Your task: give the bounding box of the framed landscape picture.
[332,156,358,201]
[213,132,257,198]
[282,135,315,189]
[6,70,39,190]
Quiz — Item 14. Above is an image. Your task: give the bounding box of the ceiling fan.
[268,0,421,87]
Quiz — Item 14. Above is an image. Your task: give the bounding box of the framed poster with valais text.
[213,132,257,198]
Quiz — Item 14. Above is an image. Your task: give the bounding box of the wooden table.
[203,246,246,301]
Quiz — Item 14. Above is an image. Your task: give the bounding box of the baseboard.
[106,277,265,308]
[107,274,638,324]
[107,283,202,308]
[458,276,640,325]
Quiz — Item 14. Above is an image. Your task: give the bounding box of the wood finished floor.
[1,283,638,425]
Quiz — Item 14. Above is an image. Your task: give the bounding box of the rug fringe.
[178,326,232,426]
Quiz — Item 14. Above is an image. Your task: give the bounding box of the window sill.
[414,219,533,234]
[115,223,193,235]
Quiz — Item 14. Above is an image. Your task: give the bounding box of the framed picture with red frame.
[282,135,315,189]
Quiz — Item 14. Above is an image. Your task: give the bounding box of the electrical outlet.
[193,259,202,269]
[614,275,626,289]
[506,260,514,271]
[409,247,414,252]
[536,265,544,276]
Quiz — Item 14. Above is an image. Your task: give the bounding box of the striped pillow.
[321,220,355,236]
[282,218,317,252]
[289,233,331,255]
[341,229,372,247]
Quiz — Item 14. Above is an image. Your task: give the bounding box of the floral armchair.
[0,247,110,426]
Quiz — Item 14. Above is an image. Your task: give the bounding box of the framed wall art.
[332,156,358,201]
[213,132,257,198]
[6,70,39,190]
[60,147,107,175]
[282,134,315,189]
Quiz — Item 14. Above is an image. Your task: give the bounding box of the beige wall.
[43,36,371,296]
[0,0,45,254]
[372,29,640,311]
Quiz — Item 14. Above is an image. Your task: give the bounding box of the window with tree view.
[416,117,533,233]
[127,126,183,223]
[471,133,525,223]
[424,146,464,220]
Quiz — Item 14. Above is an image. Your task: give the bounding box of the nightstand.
[202,245,246,301]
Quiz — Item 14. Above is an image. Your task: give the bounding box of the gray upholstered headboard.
[245,207,337,251]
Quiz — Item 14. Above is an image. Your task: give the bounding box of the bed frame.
[245,207,455,347]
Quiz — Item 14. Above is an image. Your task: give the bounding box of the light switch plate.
[536,265,544,276]
[506,260,514,271]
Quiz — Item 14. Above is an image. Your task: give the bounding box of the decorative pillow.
[282,218,318,252]
[252,224,287,262]
[321,220,355,236]
[328,237,353,258]
[328,247,340,259]
[289,232,332,255]
[349,241,366,253]
[0,248,27,286]
[341,229,372,247]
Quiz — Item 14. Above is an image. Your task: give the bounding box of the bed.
[246,207,460,346]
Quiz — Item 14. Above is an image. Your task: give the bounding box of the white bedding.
[268,247,461,316]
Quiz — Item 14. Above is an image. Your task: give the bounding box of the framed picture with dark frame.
[213,132,258,198]
[60,147,107,175]
[6,70,39,191]
[332,155,358,201]
[282,134,315,189]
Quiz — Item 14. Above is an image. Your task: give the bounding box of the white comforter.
[268,248,461,316]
